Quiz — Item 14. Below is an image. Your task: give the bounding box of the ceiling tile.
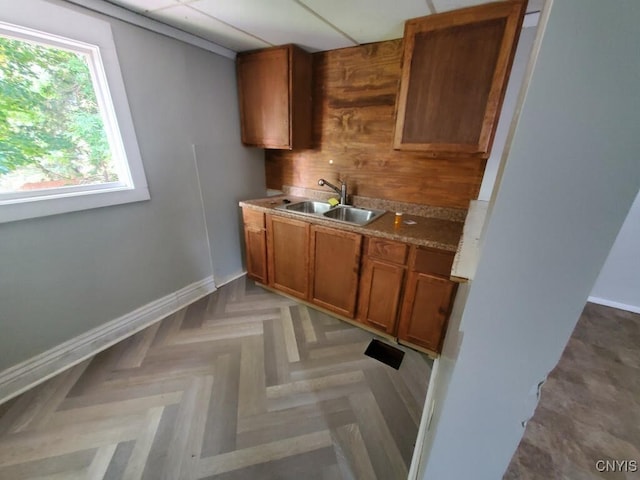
[148,4,270,51]
[433,1,543,17]
[188,0,357,52]
[107,0,178,13]
[299,0,430,44]
[431,0,502,13]
[526,0,545,12]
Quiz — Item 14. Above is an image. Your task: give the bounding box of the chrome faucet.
[318,178,347,205]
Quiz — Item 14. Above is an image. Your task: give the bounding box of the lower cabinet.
[397,246,458,352]
[309,225,362,318]
[242,209,268,283]
[266,214,310,299]
[357,258,406,334]
[398,272,457,352]
[357,238,408,334]
[242,208,459,355]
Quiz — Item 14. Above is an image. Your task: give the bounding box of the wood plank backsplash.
[265,39,487,209]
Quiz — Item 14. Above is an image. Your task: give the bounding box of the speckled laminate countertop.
[239,195,464,252]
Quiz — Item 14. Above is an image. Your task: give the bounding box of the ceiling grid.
[103,0,543,53]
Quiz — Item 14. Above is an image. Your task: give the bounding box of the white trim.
[587,296,640,315]
[408,358,440,480]
[0,0,150,223]
[1,186,150,223]
[0,276,216,405]
[215,270,249,288]
[451,200,489,282]
[485,0,552,234]
[63,0,236,59]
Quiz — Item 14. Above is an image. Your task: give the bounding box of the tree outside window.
[0,30,120,193]
[0,4,148,224]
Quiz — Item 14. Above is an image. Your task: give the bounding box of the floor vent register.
[364,339,405,370]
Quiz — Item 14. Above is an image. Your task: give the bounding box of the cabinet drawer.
[242,208,265,229]
[366,238,408,265]
[411,247,454,277]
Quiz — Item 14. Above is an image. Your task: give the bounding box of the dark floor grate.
[364,339,405,370]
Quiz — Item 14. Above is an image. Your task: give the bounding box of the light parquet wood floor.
[0,276,432,479]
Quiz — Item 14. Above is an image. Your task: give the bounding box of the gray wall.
[483,14,640,315]
[421,0,640,478]
[590,188,640,311]
[0,2,264,370]
[185,62,266,284]
[477,25,536,201]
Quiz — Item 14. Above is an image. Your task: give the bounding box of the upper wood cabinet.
[237,45,312,150]
[393,1,526,157]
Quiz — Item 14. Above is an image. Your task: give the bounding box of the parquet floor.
[0,276,431,479]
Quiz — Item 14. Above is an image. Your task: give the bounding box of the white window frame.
[0,0,149,223]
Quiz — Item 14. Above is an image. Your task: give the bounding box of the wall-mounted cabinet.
[393,0,526,157]
[236,44,312,149]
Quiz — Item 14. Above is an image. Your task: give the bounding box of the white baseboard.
[0,276,217,405]
[587,296,640,314]
[215,270,247,288]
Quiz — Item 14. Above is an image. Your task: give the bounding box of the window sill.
[0,186,150,223]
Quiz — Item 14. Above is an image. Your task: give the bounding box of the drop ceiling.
[104,0,544,53]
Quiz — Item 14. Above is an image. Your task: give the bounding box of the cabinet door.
[266,215,310,299]
[237,47,290,148]
[309,225,361,318]
[236,45,312,149]
[394,1,526,156]
[244,227,267,284]
[357,258,405,334]
[242,208,267,283]
[398,272,457,353]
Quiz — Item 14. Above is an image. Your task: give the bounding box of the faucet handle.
[339,181,348,205]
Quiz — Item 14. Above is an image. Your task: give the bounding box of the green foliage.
[0,33,117,185]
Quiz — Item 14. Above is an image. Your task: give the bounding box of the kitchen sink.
[283,200,331,215]
[276,200,385,226]
[323,206,384,226]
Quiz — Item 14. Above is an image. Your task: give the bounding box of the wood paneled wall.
[265,39,487,209]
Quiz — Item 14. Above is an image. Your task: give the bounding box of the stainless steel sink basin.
[275,200,384,226]
[282,200,331,215]
[323,206,384,226]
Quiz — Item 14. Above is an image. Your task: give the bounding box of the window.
[0,1,148,223]
[1,25,129,198]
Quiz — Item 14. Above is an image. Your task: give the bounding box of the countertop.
[239,195,464,252]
